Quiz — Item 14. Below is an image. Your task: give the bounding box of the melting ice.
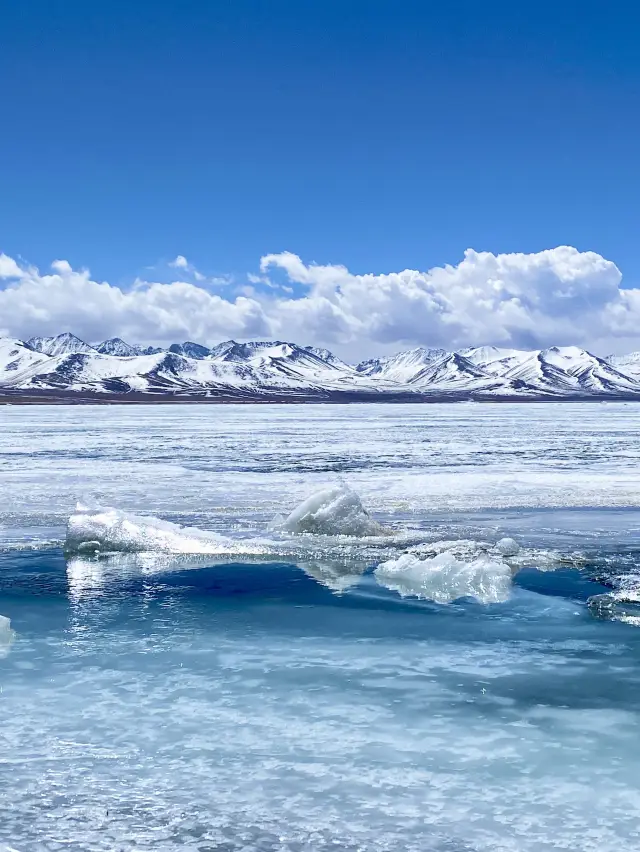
[4,404,640,851]
[67,504,252,555]
[275,484,387,536]
[65,488,590,609]
[375,550,514,603]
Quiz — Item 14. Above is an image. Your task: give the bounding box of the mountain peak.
[96,337,141,357]
[26,333,96,357]
[168,341,212,359]
[7,332,640,399]
[356,347,448,381]
[304,346,348,368]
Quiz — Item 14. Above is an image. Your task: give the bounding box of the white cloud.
[0,253,24,279]
[248,272,294,292]
[167,255,212,282]
[0,258,270,345]
[51,259,73,274]
[261,246,628,354]
[1,245,639,356]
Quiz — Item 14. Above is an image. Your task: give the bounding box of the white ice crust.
[277,485,385,537]
[375,551,513,604]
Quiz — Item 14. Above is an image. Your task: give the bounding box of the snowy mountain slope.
[304,346,351,369]
[459,346,534,376]
[0,339,398,397]
[542,346,640,393]
[3,333,640,399]
[96,338,142,357]
[168,342,212,359]
[459,345,640,396]
[4,350,237,394]
[407,352,502,391]
[608,352,640,380]
[206,340,381,390]
[398,351,537,396]
[3,351,167,393]
[210,340,344,372]
[356,348,448,382]
[95,338,164,357]
[496,346,640,395]
[0,338,51,384]
[215,341,415,396]
[26,332,97,357]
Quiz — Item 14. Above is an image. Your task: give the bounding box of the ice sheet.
[3,404,640,543]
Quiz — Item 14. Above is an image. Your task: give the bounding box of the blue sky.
[2,0,640,282]
[2,1,640,356]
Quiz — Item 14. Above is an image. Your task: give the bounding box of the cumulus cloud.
[260,246,629,354]
[0,253,24,279]
[0,246,639,356]
[0,258,270,345]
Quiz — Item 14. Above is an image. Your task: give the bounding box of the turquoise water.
[2,404,640,851]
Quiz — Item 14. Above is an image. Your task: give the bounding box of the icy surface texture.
[2,404,640,850]
[67,505,238,554]
[375,551,513,603]
[278,485,385,537]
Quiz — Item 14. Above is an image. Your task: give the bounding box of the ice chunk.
[495,537,520,557]
[0,615,15,659]
[278,485,385,537]
[408,537,520,560]
[65,506,260,555]
[375,551,513,604]
[404,536,570,577]
[408,538,492,560]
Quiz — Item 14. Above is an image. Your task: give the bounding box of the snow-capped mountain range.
[2,332,640,401]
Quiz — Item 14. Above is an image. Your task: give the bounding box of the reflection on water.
[0,614,14,659]
[2,547,640,851]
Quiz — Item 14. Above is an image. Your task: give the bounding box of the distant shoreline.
[2,391,640,405]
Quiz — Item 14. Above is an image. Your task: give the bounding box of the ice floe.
[375,551,514,604]
[64,491,595,610]
[495,537,520,557]
[67,486,387,557]
[276,485,386,537]
[66,505,265,556]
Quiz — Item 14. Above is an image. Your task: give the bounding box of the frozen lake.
[2,403,640,851]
